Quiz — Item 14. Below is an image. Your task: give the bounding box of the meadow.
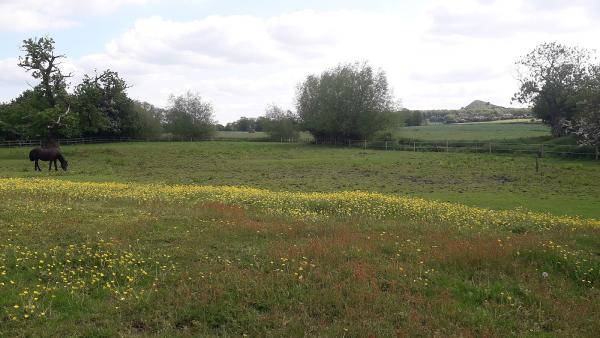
[0,141,599,336]
[1,142,598,218]
[395,121,551,142]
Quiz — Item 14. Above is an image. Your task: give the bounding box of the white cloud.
[4,1,600,122]
[77,11,416,122]
[0,58,32,103]
[427,0,593,38]
[0,0,147,31]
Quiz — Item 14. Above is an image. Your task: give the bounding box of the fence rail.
[1,136,598,160]
[315,138,599,160]
[0,136,277,148]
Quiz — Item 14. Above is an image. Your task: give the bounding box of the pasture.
[215,131,269,139]
[396,121,551,141]
[1,142,598,218]
[0,141,599,336]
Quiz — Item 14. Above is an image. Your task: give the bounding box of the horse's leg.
[35,160,40,171]
[54,159,58,171]
[49,161,53,171]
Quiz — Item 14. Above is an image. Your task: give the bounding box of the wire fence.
[313,138,600,160]
[1,136,598,160]
[0,136,279,148]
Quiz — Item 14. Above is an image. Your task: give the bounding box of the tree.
[565,66,600,148]
[165,91,216,138]
[9,37,76,141]
[73,70,136,136]
[513,42,595,137]
[567,109,600,149]
[131,101,163,137]
[18,37,70,108]
[254,116,268,132]
[406,111,424,126]
[296,62,394,140]
[236,117,254,132]
[263,104,300,140]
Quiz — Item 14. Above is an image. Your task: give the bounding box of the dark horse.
[29,147,69,171]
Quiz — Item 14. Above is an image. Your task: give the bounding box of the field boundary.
[1,136,598,160]
[314,138,600,160]
[0,136,280,148]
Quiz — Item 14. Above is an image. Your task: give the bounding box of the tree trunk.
[551,123,563,138]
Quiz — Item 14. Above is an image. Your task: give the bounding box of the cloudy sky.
[1,0,599,123]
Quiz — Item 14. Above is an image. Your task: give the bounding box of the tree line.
[1,37,599,149]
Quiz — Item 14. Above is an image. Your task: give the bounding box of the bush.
[263,105,300,140]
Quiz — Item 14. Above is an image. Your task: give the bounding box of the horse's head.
[60,159,69,171]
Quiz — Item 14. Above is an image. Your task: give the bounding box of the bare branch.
[47,105,70,129]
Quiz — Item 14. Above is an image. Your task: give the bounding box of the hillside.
[463,100,504,110]
[413,100,532,123]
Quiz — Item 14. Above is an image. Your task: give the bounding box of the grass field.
[396,121,551,141]
[1,142,598,218]
[1,142,598,336]
[215,131,312,141]
[216,131,269,139]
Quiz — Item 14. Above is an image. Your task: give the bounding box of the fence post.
[385,141,388,151]
[446,140,449,153]
[489,143,492,154]
[363,140,367,149]
[413,141,416,152]
[596,146,599,160]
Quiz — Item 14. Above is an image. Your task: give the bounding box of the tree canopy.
[74,70,138,136]
[565,65,600,148]
[296,62,395,140]
[165,91,216,138]
[263,104,300,140]
[513,42,596,137]
[0,36,166,141]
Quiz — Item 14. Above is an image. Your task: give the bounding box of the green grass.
[216,131,269,139]
[215,131,313,140]
[1,142,598,218]
[1,178,598,336]
[396,121,551,141]
[0,141,598,336]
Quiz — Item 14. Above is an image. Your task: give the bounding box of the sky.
[1,0,599,123]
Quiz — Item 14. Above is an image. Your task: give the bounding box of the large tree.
[18,37,70,108]
[565,65,600,149]
[2,37,77,141]
[296,62,394,140]
[73,70,136,136]
[165,91,216,138]
[513,42,595,137]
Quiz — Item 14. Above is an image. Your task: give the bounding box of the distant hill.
[463,100,504,110]
[410,100,532,124]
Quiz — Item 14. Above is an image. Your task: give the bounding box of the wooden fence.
[1,136,598,160]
